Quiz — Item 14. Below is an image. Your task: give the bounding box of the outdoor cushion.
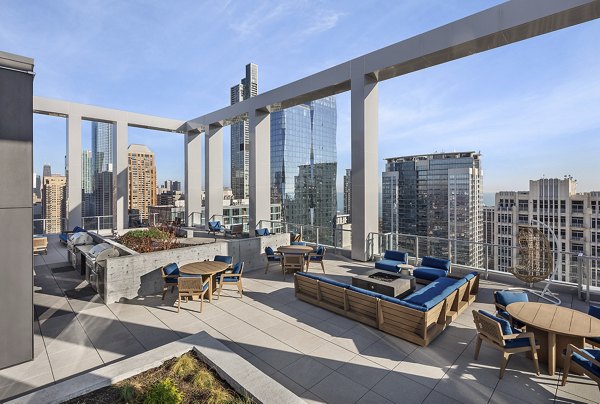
[495,291,529,308]
[384,250,408,263]
[479,310,513,335]
[420,256,451,271]
[413,267,448,281]
[403,277,461,309]
[375,259,401,272]
[163,263,179,276]
[291,241,306,246]
[255,228,270,236]
[165,277,178,284]
[348,286,426,311]
[505,337,533,349]
[464,272,477,281]
[348,285,387,300]
[265,246,275,256]
[589,305,600,320]
[316,245,325,255]
[572,349,600,377]
[59,234,69,243]
[214,255,232,265]
[221,276,240,282]
[208,221,222,230]
[296,272,349,289]
[232,262,243,274]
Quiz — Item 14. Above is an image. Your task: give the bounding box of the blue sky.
[2,1,599,193]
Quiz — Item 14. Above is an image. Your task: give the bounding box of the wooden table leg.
[548,332,556,376]
[208,275,213,303]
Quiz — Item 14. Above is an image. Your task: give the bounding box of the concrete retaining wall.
[103,233,290,303]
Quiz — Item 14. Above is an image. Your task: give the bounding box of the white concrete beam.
[351,62,379,262]
[114,121,128,231]
[184,131,202,226]
[205,124,224,228]
[66,114,82,229]
[248,109,271,235]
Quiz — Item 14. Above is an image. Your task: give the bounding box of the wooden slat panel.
[570,311,592,335]
[551,306,573,332]
[534,305,556,329]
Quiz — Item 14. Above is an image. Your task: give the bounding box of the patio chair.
[282,253,304,280]
[33,236,48,255]
[255,228,270,236]
[177,276,210,313]
[306,245,326,273]
[208,221,223,239]
[587,305,600,348]
[291,241,306,246]
[161,262,180,300]
[494,290,529,329]
[562,344,600,390]
[214,255,232,268]
[265,246,282,274]
[216,262,244,298]
[472,310,540,379]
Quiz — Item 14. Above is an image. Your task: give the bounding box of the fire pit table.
[352,269,416,298]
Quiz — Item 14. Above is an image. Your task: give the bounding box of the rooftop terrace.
[2,236,597,403]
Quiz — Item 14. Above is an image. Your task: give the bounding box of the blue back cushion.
[265,246,274,256]
[421,256,451,271]
[572,349,600,376]
[163,263,179,276]
[384,250,407,263]
[403,277,461,309]
[589,305,600,320]
[232,262,243,274]
[316,245,325,255]
[256,228,270,236]
[479,310,512,335]
[209,221,221,229]
[495,291,529,307]
[73,226,85,233]
[214,255,232,264]
[296,272,349,289]
[291,241,306,246]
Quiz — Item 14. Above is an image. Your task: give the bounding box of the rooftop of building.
[384,151,480,163]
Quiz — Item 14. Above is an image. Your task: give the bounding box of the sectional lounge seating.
[413,256,451,284]
[375,250,408,272]
[294,270,479,346]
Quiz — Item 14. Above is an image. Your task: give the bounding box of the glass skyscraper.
[91,121,114,228]
[271,96,337,242]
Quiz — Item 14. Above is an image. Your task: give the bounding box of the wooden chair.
[177,276,210,313]
[587,306,600,348]
[161,263,180,300]
[562,344,600,390]
[282,253,304,280]
[216,262,244,298]
[33,237,48,255]
[306,245,326,273]
[265,246,282,274]
[494,290,528,330]
[472,310,540,379]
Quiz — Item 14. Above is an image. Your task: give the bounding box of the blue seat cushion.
[589,305,600,320]
[220,276,240,282]
[265,246,275,255]
[572,349,600,377]
[296,272,349,289]
[495,291,529,307]
[310,255,323,262]
[413,267,448,281]
[403,277,462,309]
[165,277,178,284]
[383,250,407,263]
[375,260,402,272]
[59,234,69,243]
[73,226,85,233]
[421,256,451,271]
[315,245,325,255]
[479,310,513,335]
[163,263,179,276]
[505,337,532,349]
[589,336,600,346]
[214,255,232,264]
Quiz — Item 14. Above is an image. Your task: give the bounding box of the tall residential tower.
[128,144,157,220]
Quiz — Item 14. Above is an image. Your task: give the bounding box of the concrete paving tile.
[393,357,448,389]
[554,389,598,404]
[422,390,463,404]
[330,323,382,354]
[268,371,306,396]
[310,372,369,404]
[299,390,327,404]
[494,366,558,403]
[0,372,54,403]
[488,389,531,404]
[434,371,495,403]
[280,356,334,390]
[337,354,390,389]
[356,390,393,404]
[244,354,278,376]
[309,340,356,370]
[263,322,306,341]
[254,339,302,371]
[360,337,411,370]
[227,330,282,356]
[51,353,104,381]
[283,329,329,355]
[372,370,431,404]
[556,372,600,403]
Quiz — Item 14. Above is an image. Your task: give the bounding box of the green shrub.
[171,353,199,378]
[143,378,183,404]
[120,382,138,403]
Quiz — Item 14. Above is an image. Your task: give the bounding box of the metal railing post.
[415,236,419,265]
[97,216,100,231]
[577,253,584,300]
[316,227,319,245]
[300,225,303,241]
[586,256,591,303]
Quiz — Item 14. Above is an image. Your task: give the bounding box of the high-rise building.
[172,180,181,192]
[230,63,258,199]
[128,144,157,220]
[494,177,600,286]
[343,169,352,220]
[382,152,483,267]
[42,164,51,179]
[483,205,495,269]
[32,172,41,200]
[42,175,66,234]
[271,96,337,242]
[81,150,94,217]
[91,122,114,224]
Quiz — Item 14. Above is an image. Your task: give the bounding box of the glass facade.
[271,96,337,243]
[91,122,114,226]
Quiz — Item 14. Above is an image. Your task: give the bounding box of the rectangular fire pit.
[352,270,416,298]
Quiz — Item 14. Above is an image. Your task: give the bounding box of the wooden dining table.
[179,261,230,302]
[507,302,600,376]
[277,245,314,255]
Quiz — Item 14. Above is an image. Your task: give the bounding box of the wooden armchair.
[161,263,180,300]
[216,262,245,298]
[177,276,210,313]
[306,245,326,273]
[33,237,48,255]
[472,310,540,379]
[282,254,304,280]
[562,344,600,390]
[265,246,282,274]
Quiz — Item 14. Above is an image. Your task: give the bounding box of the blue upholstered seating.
[291,241,306,246]
[403,277,465,310]
[562,344,600,388]
[413,256,451,282]
[572,349,600,377]
[494,290,528,328]
[161,262,180,300]
[214,255,232,266]
[264,246,282,274]
[307,245,326,273]
[255,228,270,236]
[208,221,223,237]
[375,250,408,272]
[296,271,350,289]
[587,305,600,348]
[216,262,245,298]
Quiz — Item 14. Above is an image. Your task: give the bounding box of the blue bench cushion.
[479,310,513,335]
[163,263,179,276]
[291,241,306,246]
[413,267,448,281]
[383,250,407,263]
[348,286,426,312]
[375,260,402,272]
[296,272,350,289]
[572,349,600,377]
[495,291,529,307]
[165,277,178,284]
[421,256,451,271]
[403,277,462,310]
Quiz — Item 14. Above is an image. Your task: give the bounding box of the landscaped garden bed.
[117,227,184,253]
[66,351,252,404]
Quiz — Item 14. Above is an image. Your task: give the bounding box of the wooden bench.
[225,224,243,238]
[33,236,48,255]
[294,272,479,346]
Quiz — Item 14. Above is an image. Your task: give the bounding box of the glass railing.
[258,219,353,252]
[82,215,114,231]
[33,218,66,235]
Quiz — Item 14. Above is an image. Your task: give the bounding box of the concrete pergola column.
[205,124,224,228]
[184,130,202,226]
[351,62,379,261]
[248,108,271,235]
[114,120,128,231]
[66,114,82,229]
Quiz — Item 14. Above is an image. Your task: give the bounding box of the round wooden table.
[507,302,600,376]
[277,245,314,254]
[180,261,230,302]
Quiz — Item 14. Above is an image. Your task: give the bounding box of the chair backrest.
[494,290,528,308]
[162,263,179,276]
[384,250,407,262]
[421,256,451,271]
[256,228,270,236]
[178,277,205,294]
[472,310,510,346]
[214,255,232,265]
[589,305,600,320]
[232,262,245,275]
[316,245,326,256]
[265,246,275,256]
[208,221,221,231]
[291,241,306,246]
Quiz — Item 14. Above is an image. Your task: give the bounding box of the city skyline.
[12,1,597,194]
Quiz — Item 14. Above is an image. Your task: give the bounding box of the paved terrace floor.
[2,237,598,403]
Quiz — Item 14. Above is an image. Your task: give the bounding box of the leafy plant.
[143,378,183,404]
[171,353,199,378]
[120,382,139,403]
[118,226,180,253]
